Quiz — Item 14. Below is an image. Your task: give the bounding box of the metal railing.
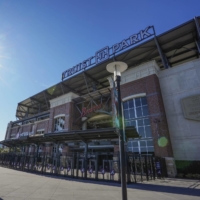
[0,151,166,183]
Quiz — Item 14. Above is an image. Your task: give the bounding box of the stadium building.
[1,16,200,178]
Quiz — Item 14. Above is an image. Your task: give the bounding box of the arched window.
[54,115,65,132]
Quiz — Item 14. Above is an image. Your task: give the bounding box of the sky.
[0,0,199,140]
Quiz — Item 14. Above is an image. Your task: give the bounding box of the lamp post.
[106,61,128,200]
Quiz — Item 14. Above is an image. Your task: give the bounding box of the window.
[123,97,151,138]
[52,146,58,154]
[36,130,44,135]
[128,140,154,154]
[123,96,154,154]
[54,116,65,131]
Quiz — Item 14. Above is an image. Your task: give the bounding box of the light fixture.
[106,61,128,200]
[106,61,128,80]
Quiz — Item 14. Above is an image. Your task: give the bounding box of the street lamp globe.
[106,61,128,79]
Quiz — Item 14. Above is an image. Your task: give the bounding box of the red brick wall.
[48,102,77,133]
[45,146,51,153]
[35,120,49,133]
[10,124,33,138]
[114,145,119,153]
[62,146,70,154]
[71,102,82,130]
[10,127,19,137]
[21,124,32,133]
[48,107,55,133]
[65,102,73,130]
[120,74,173,157]
[48,102,73,133]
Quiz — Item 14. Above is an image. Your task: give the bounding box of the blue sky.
[0,0,199,140]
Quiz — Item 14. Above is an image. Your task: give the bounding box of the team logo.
[89,168,93,174]
[67,167,71,172]
[110,169,115,176]
[81,168,85,173]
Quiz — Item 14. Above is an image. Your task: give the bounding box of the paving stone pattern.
[0,167,199,200]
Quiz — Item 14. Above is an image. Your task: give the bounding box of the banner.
[113,80,119,129]
[113,79,126,142]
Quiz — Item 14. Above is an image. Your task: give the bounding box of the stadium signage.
[81,104,102,117]
[181,94,200,121]
[62,26,155,80]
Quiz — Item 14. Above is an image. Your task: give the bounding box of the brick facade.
[7,74,173,158]
[21,124,32,133]
[10,127,19,137]
[120,74,173,157]
[35,120,49,134]
[45,92,80,132]
[47,102,75,133]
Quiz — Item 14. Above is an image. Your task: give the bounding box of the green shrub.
[185,174,193,179]
[192,174,200,179]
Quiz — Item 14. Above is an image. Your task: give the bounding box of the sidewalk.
[0,167,199,200]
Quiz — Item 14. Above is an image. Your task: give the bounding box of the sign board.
[155,161,162,176]
[110,169,115,176]
[155,162,161,170]
[81,104,102,117]
[113,79,127,141]
[181,94,200,121]
[113,81,119,129]
[19,132,29,137]
[62,26,155,80]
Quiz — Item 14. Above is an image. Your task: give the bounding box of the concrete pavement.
[0,167,199,200]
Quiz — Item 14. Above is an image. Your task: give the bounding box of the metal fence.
[0,152,166,183]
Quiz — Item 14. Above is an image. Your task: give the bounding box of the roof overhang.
[0,127,138,147]
[15,17,200,120]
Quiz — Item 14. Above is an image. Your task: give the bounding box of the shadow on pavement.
[128,181,200,197]
[64,177,200,197]
[8,169,200,198]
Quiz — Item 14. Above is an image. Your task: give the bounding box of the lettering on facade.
[95,46,109,64]
[20,132,29,137]
[62,26,155,80]
[181,94,200,121]
[81,104,102,117]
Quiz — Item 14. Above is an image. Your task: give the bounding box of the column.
[84,142,88,179]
